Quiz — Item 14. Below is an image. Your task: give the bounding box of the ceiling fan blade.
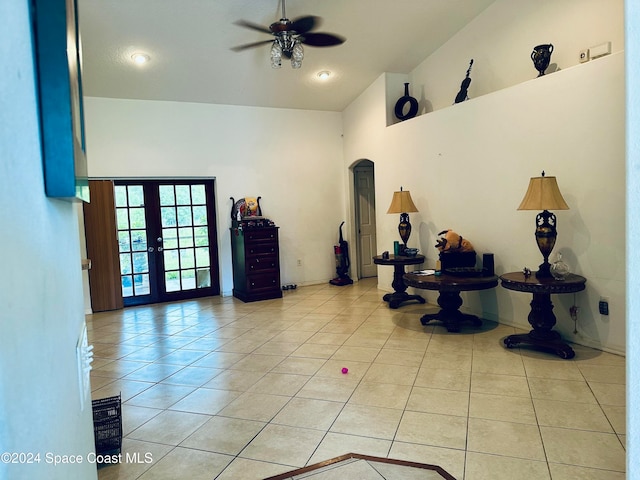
[290,15,319,34]
[234,19,272,35]
[231,39,274,52]
[299,33,345,47]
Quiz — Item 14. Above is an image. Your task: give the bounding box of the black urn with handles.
[531,44,554,77]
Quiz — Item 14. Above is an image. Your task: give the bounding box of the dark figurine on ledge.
[454,59,474,104]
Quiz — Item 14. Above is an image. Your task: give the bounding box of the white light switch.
[76,323,94,411]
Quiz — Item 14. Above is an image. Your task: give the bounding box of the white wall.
[625,0,640,469]
[407,0,624,113]
[343,0,625,354]
[0,0,633,476]
[81,0,626,355]
[0,1,98,479]
[83,98,345,295]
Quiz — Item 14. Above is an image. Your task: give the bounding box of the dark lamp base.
[535,262,552,278]
[398,213,412,246]
[534,209,557,279]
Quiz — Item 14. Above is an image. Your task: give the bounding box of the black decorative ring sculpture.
[394,83,419,121]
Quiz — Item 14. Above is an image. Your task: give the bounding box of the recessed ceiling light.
[317,71,331,80]
[131,53,150,65]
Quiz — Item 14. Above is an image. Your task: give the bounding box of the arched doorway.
[353,160,377,278]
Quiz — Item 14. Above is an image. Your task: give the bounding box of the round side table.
[404,272,498,332]
[500,272,586,359]
[373,254,426,308]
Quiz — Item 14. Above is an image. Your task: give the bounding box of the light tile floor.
[88,278,626,480]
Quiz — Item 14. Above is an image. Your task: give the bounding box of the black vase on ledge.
[394,83,419,121]
[531,44,554,77]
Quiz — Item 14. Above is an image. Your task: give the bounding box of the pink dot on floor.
[341,367,348,374]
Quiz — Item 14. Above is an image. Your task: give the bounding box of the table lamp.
[387,187,418,247]
[518,171,569,278]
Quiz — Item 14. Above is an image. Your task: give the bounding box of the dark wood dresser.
[230,226,282,302]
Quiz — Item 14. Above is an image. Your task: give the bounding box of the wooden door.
[83,180,123,312]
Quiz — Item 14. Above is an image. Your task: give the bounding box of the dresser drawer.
[246,272,280,290]
[244,229,278,243]
[247,256,278,272]
[246,243,278,256]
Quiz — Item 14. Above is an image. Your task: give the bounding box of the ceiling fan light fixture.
[232,0,345,70]
[291,41,304,69]
[270,42,282,68]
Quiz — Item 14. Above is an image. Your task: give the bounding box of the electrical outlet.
[599,297,609,315]
[579,49,589,63]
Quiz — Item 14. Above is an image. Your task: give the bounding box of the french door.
[114,179,219,306]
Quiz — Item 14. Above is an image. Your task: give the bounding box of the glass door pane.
[159,184,212,293]
[115,184,151,300]
[114,180,219,306]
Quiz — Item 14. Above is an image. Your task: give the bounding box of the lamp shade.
[518,174,569,211]
[387,188,418,214]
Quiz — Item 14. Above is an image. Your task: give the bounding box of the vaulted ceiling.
[78,0,496,112]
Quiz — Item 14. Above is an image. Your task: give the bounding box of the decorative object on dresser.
[394,83,419,121]
[386,187,419,250]
[229,196,281,302]
[231,196,262,221]
[531,43,554,77]
[517,171,569,278]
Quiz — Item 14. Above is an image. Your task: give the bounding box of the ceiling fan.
[231,0,346,69]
